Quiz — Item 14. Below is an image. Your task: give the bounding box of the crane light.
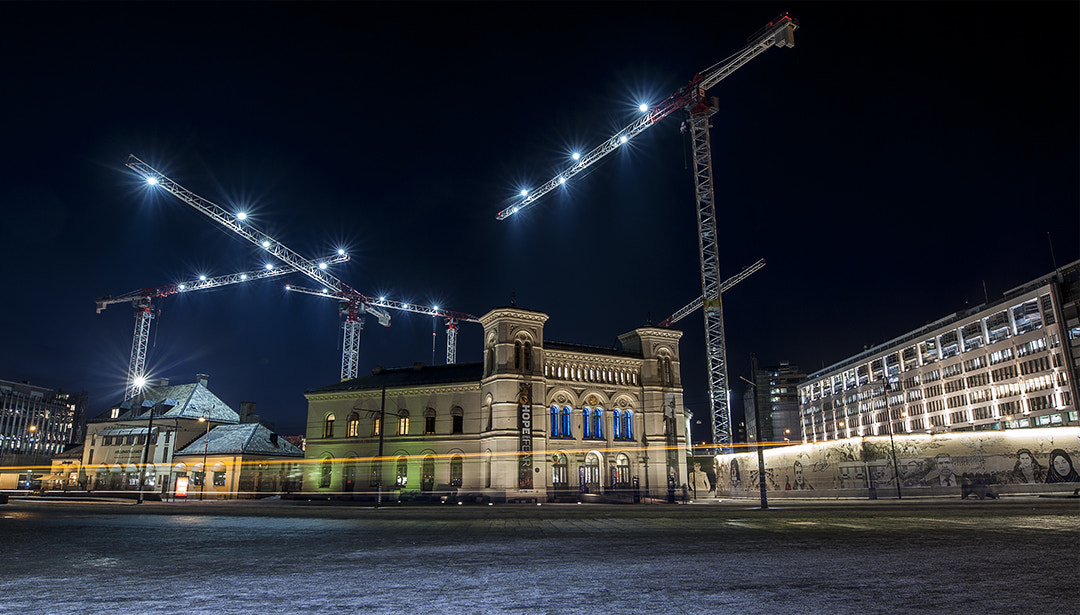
[639,103,649,112]
[178,284,186,291]
[619,135,628,143]
[571,152,581,161]
[379,296,386,302]
[558,176,566,184]
[236,212,247,221]
[146,177,159,186]
[337,248,346,256]
[432,305,439,311]
[265,264,274,270]
[520,189,528,197]
[240,274,248,280]
[261,240,271,249]
[199,275,207,281]
[319,262,328,270]
[133,376,147,389]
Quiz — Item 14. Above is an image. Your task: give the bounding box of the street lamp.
[198,416,210,500]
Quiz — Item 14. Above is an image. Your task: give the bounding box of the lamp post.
[198,416,210,501]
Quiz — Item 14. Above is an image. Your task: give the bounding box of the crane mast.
[496,15,797,451]
[100,255,346,401]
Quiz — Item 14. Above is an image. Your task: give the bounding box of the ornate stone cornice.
[478,308,550,327]
[307,382,480,402]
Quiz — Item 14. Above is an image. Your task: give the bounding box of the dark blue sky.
[2,3,1076,441]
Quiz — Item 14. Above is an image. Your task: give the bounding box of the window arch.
[615,453,631,487]
[424,408,436,435]
[582,408,592,438]
[623,409,634,440]
[594,408,604,439]
[561,406,572,438]
[395,456,408,488]
[346,412,360,438]
[450,455,463,487]
[421,456,435,492]
[371,412,382,437]
[323,414,335,439]
[612,409,622,439]
[451,406,464,434]
[552,452,568,487]
[397,410,410,436]
[549,405,559,437]
[583,452,600,493]
[319,457,333,488]
[524,341,532,371]
[514,341,523,369]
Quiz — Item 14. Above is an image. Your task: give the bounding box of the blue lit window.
[561,406,572,438]
[613,410,622,439]
[550,405,559,437]
[582,408,591,438]
[594,408,604,439]
[623,410,634,439]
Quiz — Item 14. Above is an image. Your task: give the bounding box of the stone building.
[302,306,688,502]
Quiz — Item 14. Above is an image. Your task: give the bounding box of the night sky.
[3,3,1076,442]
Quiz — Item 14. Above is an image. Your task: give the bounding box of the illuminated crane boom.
[100,255,346,401]
[659,259,766,327]
[127,155,477,376]
[497,15,797,451]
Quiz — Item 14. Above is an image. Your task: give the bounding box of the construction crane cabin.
[497,15,797,452]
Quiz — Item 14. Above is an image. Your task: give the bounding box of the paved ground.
[1,496,1076,614]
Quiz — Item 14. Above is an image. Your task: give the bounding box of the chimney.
[269,432,279,446]
[195,374,209,388]
[239,401,256,423]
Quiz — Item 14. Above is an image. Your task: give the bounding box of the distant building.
[743,362,805,445]
[799,261,1080,442]
[303,306,689,503]
[0,379,86,488]
[174,423,303,499]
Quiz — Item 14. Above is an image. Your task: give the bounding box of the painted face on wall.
[1053,454,1070,476]
[794,461,804,485]
[1019,452,1033,468]
[938,456,953,477]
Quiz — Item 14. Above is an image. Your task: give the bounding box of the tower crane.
[497,15,797,450]
[125,155,478,378]
[98,255,348,401]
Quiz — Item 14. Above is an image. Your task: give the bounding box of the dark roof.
[175,423,303,457]
[92,382,239,424]
[306,362,484,395]
[545,340,638,358]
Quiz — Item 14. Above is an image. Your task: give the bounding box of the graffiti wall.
[693,427,1080,498]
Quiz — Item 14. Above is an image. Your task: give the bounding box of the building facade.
[303,307,689,502]
[0,379,86,489]
[799,261,1080,443]
[173,423,303,500]
[744,361,805,445]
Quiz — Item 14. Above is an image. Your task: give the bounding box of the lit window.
[323,414,335,439]
[397,410,410,436]
[320,458,332,488]
[395,457,408,488]
[450,455,463,487]
[371,415,382,437]
[594,408,604,439]
[550,405,559,437]
[346,412,360,438]
[582,408,592,438]
[624,410,634,439]
[561,406,572,438]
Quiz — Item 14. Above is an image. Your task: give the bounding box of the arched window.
[346,412,360,437]
[320,457,333,488]
[524,341,532,371]
[552,452,568,487]
[514,341,523,369]
[594,408,604,439]
[583,452,600,493]
[582,408,591,438]
[451,406,464,434]
[424,408,436,435]
[623,410,634,440]
[450,455,463,487]
[397,410,410,436]
[395,456,408,488]
[549,405,559,437]
[561,406,572,438]
[421,456,435,492]
[613,410,622,439]
[323,414,335,439]
[371,413,382,437]
[484,451,492,488]
[615,453,630,487]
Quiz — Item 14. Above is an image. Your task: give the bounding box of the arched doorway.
[421,456,435,492]
[583,452,601,494]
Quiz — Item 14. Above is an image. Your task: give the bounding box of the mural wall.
[690,427,1080,498]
